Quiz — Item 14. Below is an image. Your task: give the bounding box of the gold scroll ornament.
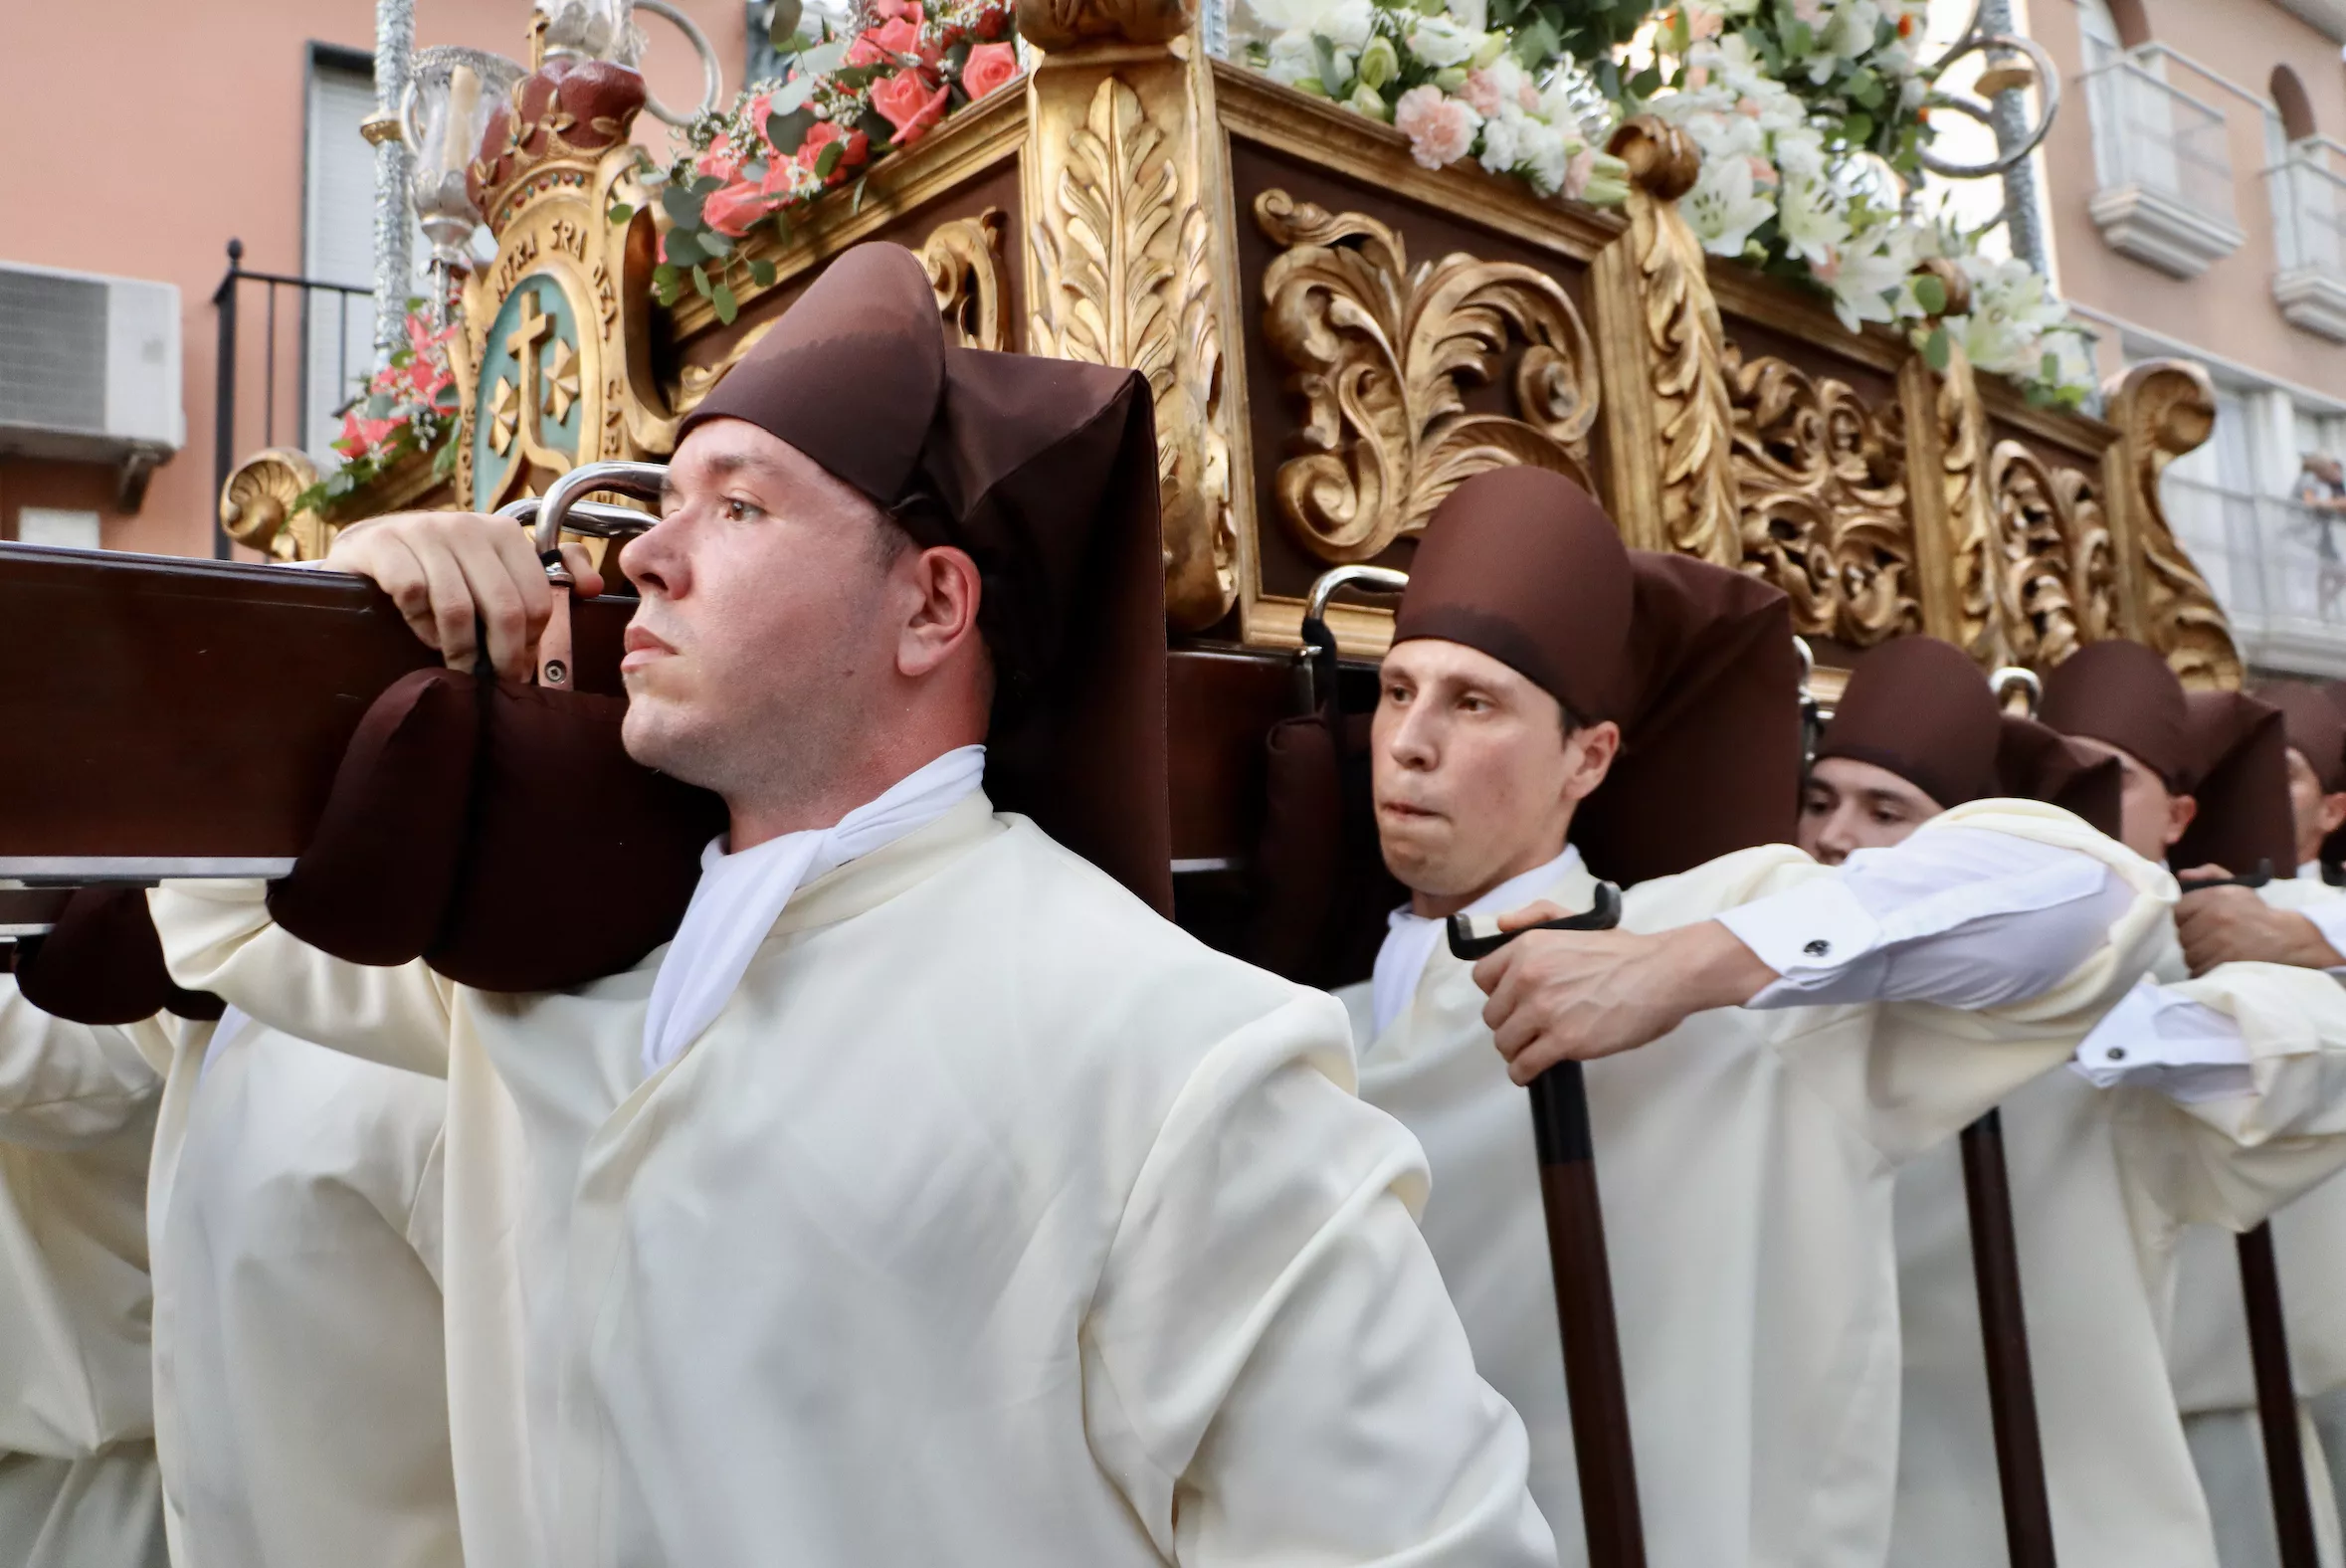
[1253,190,1600,565]
[218,448,331,562]
[1990,440,2118,671]
[1725,342,1919,646]
[2106,360,2242,688]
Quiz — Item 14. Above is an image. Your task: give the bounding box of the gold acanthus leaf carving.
[1724,343,1919,644]
[2108,360,2242,688]
[1030,78,1235,628]
[672,210,1012,416]
[1016,0,1190,51]
[1615,121,1738,568]
[1252,188,1600,565]
[1990,441,2115,669]
[1930,344,2013,667]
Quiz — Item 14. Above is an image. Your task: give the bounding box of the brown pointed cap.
[2039,640,2192,790]
[1572,552,1803,883]
[2254,680,2346,794]
[677,242,1170,912]
[1392,468,1636,722]
[2171,689,2294,876]
[1816,636,2002,809]
[1996,715,2124,839]
[1390,468,1799,883]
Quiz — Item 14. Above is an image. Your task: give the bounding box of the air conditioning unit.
[0,261,184,508]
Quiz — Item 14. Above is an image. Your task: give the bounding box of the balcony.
[2269,139,2346,342]
[2082,48,2247,279]
[2164,476,2346,676]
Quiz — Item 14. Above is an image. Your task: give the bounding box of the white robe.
[143,1012,460,1568]
[0,977,169,1568]
[1344,800,2173,1568]
[2165,873,2346,1568]
[1892,934,2346,1568]
[152,793,1553,1568]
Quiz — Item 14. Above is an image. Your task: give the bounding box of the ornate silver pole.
[362,0,417,365]
[1977,0,2048,275]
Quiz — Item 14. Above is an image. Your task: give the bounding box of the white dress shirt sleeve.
[1716,828,2137,1011]
[2295,898,2346,972]
[2069,979,2254,1102]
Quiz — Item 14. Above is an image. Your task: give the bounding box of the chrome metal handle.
[1304,564,1409,626]
[1990,665,2043,717]
[526,461,671,555]
[636,0,725,127]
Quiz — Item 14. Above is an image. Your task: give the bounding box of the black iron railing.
[209,239,374,558]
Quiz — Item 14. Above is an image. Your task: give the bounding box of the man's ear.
[2164,789,2200,851]
[1562,720,1624,806]
[2323,790,2346,838]
[896,545,983,679]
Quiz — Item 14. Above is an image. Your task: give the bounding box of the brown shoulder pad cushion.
[424,678,725,993]
[16,885,226,1025]
[268,668,481,967]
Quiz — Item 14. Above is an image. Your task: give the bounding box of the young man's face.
[616,418,921,802]
[1370,638,1619,916]
[2284,745,2346,868]
[1798,756,1944,866]
[2064,735,2196,864]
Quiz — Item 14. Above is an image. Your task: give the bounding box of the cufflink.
[1803,938,1831,957]
[2105,1047,2126,1062]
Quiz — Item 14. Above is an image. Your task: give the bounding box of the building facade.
[2017,0,2346,674]
[0,0,752,561]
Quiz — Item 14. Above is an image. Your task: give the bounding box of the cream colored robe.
[1343,801,2172,1568]
[0,977,169,1568]
[1893,938,2346,1568]
[141,1014,460,1568]
[2165,873,2346,1568]
[153,795,1553,1568]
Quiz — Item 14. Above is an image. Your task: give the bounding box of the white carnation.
[1404,13,1480,67]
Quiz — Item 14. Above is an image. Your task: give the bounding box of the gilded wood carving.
[1990,441,2117,670]
[1028,72,1237,630]
[1926,343,2014,667]
[1594,117,1739,568]
[1724,342,1919,645]
[2106,360,2242,688]
[674,211,1013,417]
[218,449,330,562]
[1253,189,1599,565]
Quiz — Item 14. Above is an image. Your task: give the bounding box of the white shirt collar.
[1368,844,1586,1041]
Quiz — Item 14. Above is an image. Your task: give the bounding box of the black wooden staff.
[1958,1108,2057,1568]
[1452,885,1644,1567]
[2239,1223,2320,1568]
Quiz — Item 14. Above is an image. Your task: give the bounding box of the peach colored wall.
[0,0,748,559]
[2031,0,2346,400]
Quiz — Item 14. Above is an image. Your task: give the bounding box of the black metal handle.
[1447,882,1623,961]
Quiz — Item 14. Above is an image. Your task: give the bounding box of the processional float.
[0,0,2308,1561]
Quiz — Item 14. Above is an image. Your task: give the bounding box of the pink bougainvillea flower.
[960,41,1020,100]
[1392,85,1479,171]
[700,178,771,237]
[868,0,922,19]
[872,69,951,144]
[793,119,872,179]
[338,409,401,457]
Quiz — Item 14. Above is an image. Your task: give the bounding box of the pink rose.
[849,15,931,67]
[869,0,922,20]
[1392,86,1479,171]
[960,41,1020,100]
[1561,146,1598,201]
[746,91,774,132]
[700,178,771,238]
[871,69,951,144]
[693,132,738,182]
[793,119,871,181]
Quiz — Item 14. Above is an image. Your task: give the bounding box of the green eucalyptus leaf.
[607,201,635,224]
[749,257,778,288]
[699,228,735,259]
[815,140,843,178]
[767,0,804,49]
[1923,325,1951,371]
[1843,109,1873,146]
[691,263,711,297]
[765,106,817,153]
[661,183,704,227]
[712,281,739,324]
[1912,273,1947,315]
[664,228,707,268]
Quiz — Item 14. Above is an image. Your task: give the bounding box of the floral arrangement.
[1239,0,2095,406]
[1247,0,1633,204]
[638,0,1021,323]
[294,305,461,516]
[1644,4,2091,404]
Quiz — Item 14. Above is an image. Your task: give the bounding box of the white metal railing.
[2080,45,2239,226]
[2268,137,2346,277]
[2164,475,2346,671]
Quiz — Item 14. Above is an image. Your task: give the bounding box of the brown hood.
[1815,637,2002,810]
[2171,689,2293,876]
